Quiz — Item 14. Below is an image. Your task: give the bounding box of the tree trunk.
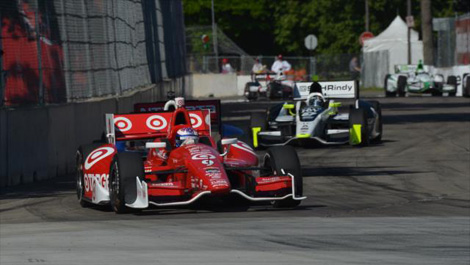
[421,0,434,65]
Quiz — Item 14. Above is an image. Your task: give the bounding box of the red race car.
[76,98,305,213]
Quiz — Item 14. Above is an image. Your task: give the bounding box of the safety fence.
[0,0,186,107]
[187,54,357,82]
[433,13,470,67]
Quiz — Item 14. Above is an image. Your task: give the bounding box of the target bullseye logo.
[84,147,115,170]
[114,117,132,132]
[146,115,167,130]
[189,113,202,128]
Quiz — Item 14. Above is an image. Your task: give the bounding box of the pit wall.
[0,77,187,188]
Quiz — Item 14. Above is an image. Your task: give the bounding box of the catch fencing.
[0,0,187,107]
[433,13,470,67]
[188,54,357,82]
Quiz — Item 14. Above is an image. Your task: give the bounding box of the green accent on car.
[252,127,261,148]
[283,104,296,116]
[296,133,311,138]
[349,124,362,145]
[328,102,341,115]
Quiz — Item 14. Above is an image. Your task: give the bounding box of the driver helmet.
[175,127,198,147]
[309,95,324,109]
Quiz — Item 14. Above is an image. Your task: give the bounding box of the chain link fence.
[433,13,470,67]
[188,54,356,82]
[1,0,186,107]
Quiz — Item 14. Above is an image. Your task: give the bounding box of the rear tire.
[384,74,395,97]
[447,76,457,97]
[245,82,259,100]
[109,153,144,214]
[264,146,302,208]
[464,75,470,97]
[397,76,407,97]
[349,108,370,146]
[369,101,382,144]
[76,143,103,207]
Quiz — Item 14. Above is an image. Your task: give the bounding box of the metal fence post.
[35,9,44,106]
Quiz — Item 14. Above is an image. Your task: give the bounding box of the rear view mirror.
[145,142,167,149]
[221,138,237,146]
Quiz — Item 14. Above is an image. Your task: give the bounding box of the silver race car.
[250,80,383,148]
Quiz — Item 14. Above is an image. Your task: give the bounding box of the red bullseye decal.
[146,115,167,130]
[84,147,115,170]
[189,113,202,128]
[114,117,132,132]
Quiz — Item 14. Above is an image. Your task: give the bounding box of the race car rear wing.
[293,80,359,100]
[394,64,430,73]
[105,110,211,144]
[134,99,221,132]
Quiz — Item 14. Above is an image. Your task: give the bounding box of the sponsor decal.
[202,160,214,166]
[322,84,353,91]
[257,176,281,184]
[192,154,216,160]
[84,173,109,192]
[84,147,115,170]
[210,179,228,187]
[189,113,203,128]
[146,115,168,130]
[205,168,222,179]
[114,117,132,132]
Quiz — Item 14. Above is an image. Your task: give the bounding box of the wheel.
[76,143,103,207]
[397,76,407,97]
[263,146,302,208]
[349,108,370,146]
[432,90,443,96]
[384,74,395,97]
[109,152,145,214]
[250,112,267,149]
[447,76,457,97]
[368,101,382,144]
[464,75,470,97]
[245,82,259,100]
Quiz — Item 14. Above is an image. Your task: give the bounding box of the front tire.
[369,101,383,144]
[109,153,145,214]
[397,76,407,97]
[384,74,396,97]
[349,108,370,146]
[76,144,103,207]
[264,146,303,208]
[447,76,457,97]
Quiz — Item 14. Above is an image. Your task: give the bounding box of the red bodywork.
[81,106,293,206]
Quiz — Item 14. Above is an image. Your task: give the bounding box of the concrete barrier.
[0,77,187,188]
[237,75,252,96]
[188,73,238,98]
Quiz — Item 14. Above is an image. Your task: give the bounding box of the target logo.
[84,147,115,170]
[189,113,202,128]
[114,117,132,132]
[146,115,168,130]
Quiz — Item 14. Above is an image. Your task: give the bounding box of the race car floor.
[1,96,469,265]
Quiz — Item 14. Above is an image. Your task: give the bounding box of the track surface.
[1,96,469,264]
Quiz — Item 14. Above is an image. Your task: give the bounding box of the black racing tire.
[432,90,443,97]
[397,76,407,97]
[369,101,383,144]
[245,82,259,100]
[349,108,370,146]
[109,152,145,214]
[447,76,457,97]
[464,74,470,97]
[250,112,267,149]
[263,146,302,208]
[76,143,104,207]
[384,74,395,97]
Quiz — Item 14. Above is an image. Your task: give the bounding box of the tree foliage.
[183,0,464,56]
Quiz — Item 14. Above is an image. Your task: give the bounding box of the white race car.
[250,80,383,148]
[384,64,458,97]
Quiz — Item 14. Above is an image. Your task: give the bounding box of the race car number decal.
[146,115,168,130]
[84,147,115,170]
